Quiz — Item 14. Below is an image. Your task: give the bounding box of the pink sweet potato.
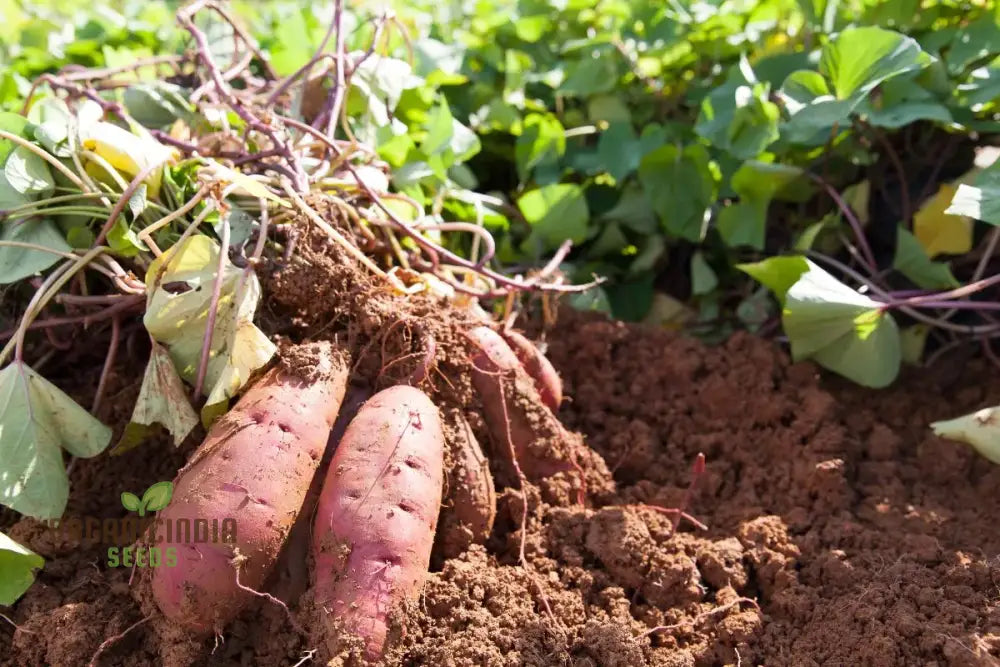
[150,341,349,633]
[466,326,575,481]
[501,328,563,411]
[312,384,444,660]
[436,409,496,559]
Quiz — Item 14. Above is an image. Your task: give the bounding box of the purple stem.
[807,173,878,275]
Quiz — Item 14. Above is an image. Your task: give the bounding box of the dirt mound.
[3,267,1000,665]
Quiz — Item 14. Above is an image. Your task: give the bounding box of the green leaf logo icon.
[120,482,173,516]
[141,482,174,514]
[121,492,141,512]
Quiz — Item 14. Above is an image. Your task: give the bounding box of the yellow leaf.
[80,121,176,199]
[913,182,973,257]
[200,160,289,207]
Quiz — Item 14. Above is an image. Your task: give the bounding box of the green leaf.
[0,362,112,519]
[0,219,71,284]
[599,182,658,235]
[568,286,612,314]
[945,163,1000,225]
[690,251,718,295]
[587,95,631,125]
[900,324,929,365]
[518,183,589,254]
[778,70,854,143]
[120,491,141,512]
[942,17,1000,75]
[422,101,455,156]
[123,81,194,128]
[0,531,44,605]
[143,235,276,417]
[606,275,655,322]
[893,226,959,289]
[719,161,806,249]
[782,260,900,388]
[516,113,565,181]
[737,255,810,305]
[27,97,73,158]
[695,58,780,159]
[121,340,199,450]
[4,145,54,196]
[0,112,29,164]
[107,217,145,258]
[560,54,618,97]
[141,480,173,513]
[819,27,933,100]
[597,123,640,182]
[638,144,715,242]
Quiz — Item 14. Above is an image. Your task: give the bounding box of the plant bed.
[3,305,1000,665]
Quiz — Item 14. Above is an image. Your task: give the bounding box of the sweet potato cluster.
[143,325,578,662]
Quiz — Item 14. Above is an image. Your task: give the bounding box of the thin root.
[87,615,151,667]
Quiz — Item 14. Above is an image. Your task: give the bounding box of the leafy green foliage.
[0,531,44,605]
[742,257,901,387]
[945,161,1000,226]
[0,362,112,519]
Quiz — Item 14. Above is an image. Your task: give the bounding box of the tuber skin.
[312,385,445,661]
[150,341,349,634]
[437,410,496,559]
[501,328,563,411]
[466,326,576,481]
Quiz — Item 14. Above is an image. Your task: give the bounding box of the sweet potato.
[501,329,563,411]
[312,384,444,660]
[466,326,575,481]
[150,342,349,633]
[272,383,373,604]
[436,409,496,559]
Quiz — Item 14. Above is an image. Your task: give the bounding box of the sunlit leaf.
[4,145,53,196]
[0,362,112,519]
[782,260,900,387]
[945,162,1000,226]
[737,255,810,304]
[0,532,44,605]
[518,183,589,253]
[200,160,288,206]
[695,57,780,159]
[144,235,276,419]
[516,112,564,181]
[915,182,974,256]
[819,26,933,100]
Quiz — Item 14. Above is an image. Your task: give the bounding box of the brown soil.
[3,221,1000,666]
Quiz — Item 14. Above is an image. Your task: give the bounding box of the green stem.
[0,130,90,192]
